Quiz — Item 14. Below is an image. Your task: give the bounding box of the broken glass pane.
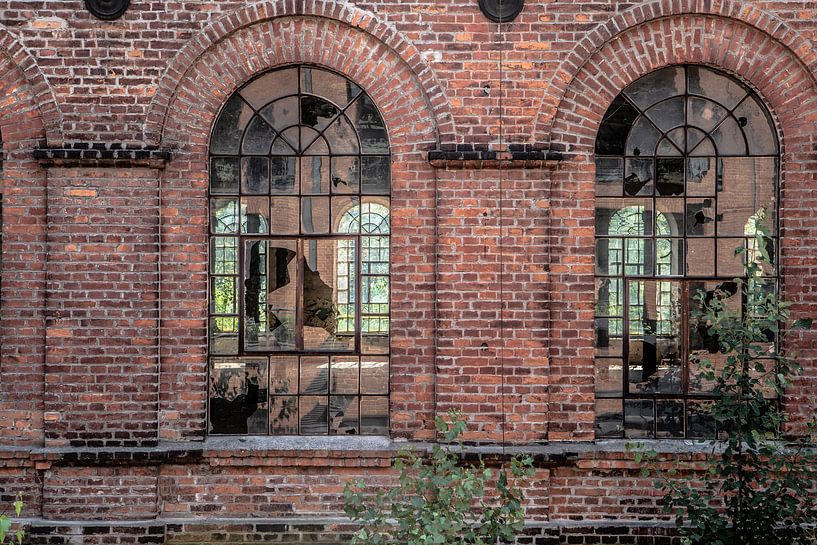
[209,357,269,435]
[302,238,356,351]
[244,239,297,352]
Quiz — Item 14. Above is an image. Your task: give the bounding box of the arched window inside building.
[594,66,779,439]
[208,66,391,436]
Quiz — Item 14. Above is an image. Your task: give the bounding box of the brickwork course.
[1,0,817,543]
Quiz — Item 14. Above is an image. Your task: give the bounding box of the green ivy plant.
[343,410,534,545]
[0,493,24,545]
[633,212,817,545]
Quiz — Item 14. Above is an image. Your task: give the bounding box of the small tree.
[0,493,24,545]
[343,410,534,545]
[637,214,817,545]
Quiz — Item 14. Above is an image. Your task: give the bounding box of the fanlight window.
[594,65,779,439]
[208,66,391,436]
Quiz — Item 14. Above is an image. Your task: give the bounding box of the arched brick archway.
[0,47,49,455]
[545,14,817,440]
[534,0,817,143]
[157,16,440,441]
[146,0,454,148]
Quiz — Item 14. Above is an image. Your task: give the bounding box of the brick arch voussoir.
[548,16,817,159]
[147,0,451,148]
[0,24,62,146]
[535,0,817,145]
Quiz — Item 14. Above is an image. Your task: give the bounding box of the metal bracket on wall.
[85,0,131,20]
[478,0,524,23]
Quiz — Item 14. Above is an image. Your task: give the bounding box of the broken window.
[594,66,779,439]
[208,66,390,436]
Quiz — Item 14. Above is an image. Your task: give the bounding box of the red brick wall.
[0,0,815,542]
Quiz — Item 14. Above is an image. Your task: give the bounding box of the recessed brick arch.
[146,0,454,148]
[0,49,49,451]
[534,0,817,143]
[544,14,817,440]
[0,23,62,146]
[157,16,440,441]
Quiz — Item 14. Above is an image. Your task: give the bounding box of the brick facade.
[1,0,817,542]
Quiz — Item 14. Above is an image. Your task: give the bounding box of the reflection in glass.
[302,239,356,351]
[595,399,624,437]
[625,399,654,438]
[244,240,297,351]
[624,158,654,196]
[209,358,269,434]
[361,396,388,435]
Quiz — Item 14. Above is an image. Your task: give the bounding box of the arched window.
[208,66,391,436]
[594,66,779,439]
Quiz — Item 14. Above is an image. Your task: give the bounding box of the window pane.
[595,358,623,397]
[301,197,330,234]
[241,197,270,235]
[717,238,746,278]
[595,198,653,236]
[686,199,715,236]
[686,238,715,277]
[270,356,298,395]
[302,238,356,351]
[361,356,389,394]
[259,97,299,132]
[242,117,276,155]
[244,240,297,352]
[687,400,716,439]
[211,198,238,234]
[210,157,240,195]
[210,317,238,355]
[595,399,624,438]
[300,156,330,195]
[241,157,269,194]
[211,237,238,275]
[301,67,361,109]
[347,94,389,154]
[209,357,269,435]
[595,278,623,316]
[718,157,776,236]
[270,197,300,235]
[734,95,778,155]
[269,396,299,434]
[361,156,391,194]
[655,239,683,277]
[301,95,339,132]
[655,159,684,196]
[594,317,623,357]
[330,356,359,395]
[646,97,685,133]
[211,276,237,315]
[595,157,622,196]
[656,400,684,438]
[687,66,747,110]
[211,95,254,154]
[624,158,654,196]
[656,199,684,236]
[624,399,654,438]
[623,66,685,110]
[300,396,329,435]
[300,356,330,394]
[270,157,298,194]
[239,67,298,109]
[332,156,360,194]
[330,395,359,435]
[360,396,388,435]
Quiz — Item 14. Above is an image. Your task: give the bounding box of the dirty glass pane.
[210,316,238,355]
[361,356,389,394]
[624,158,653,196]
[687,66,747,110]
[244,239,297,352]
[323,115,360,154]
[656,199,684,236]
[300,356,330,394]
[330,395,360,435]
[241,197,270,235]
[301,66,361,109]
[302,238,357,351]
[361,156,391,194]
[301,197,330,234]
[333,196,360,234]
[710,116,747,156]
[242,116,277,155]
[211,95,254,154]
[269,356,298,395]
[595,238,622,276]
[360,396,388,435]
[259,97,299,132]
[625,117,661,157]
[269,396,299,434]
[362,332,389,355]
[595,399,624,438]
[625,238,653,277]
[301,95,339,132]
[595,157,623,196]
[655,238,683,277]
[687,400,716,439]
[210,157,240,195]
[646,97,685,133]
[686,199,716,237]
[332,156,360,193]
[734,95,778,155]
[595,198,653,236]
[269,197,299,235]
[596,95,639,156]
[687,97,727,133]
[300,396,329,435]
[624,66,685,110]
[595,317,623,357]
[241,157,269,195]
[595,278,624,316]
[656,158,684,196]
[347,94,390,154]
[595,358,623,397]
[686,238,715,277]
[717,238,746,278]
[211,198,238,234]
[686,157,716,196]
[627,280,682,395]
[239,67,298,109]
[209,357,269,435]
[270,157,298,194]
[330,356,359,395]
[656,400,684,438]
[300,156,330,195]
[624,399,654,438]
[718,157,776,236]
